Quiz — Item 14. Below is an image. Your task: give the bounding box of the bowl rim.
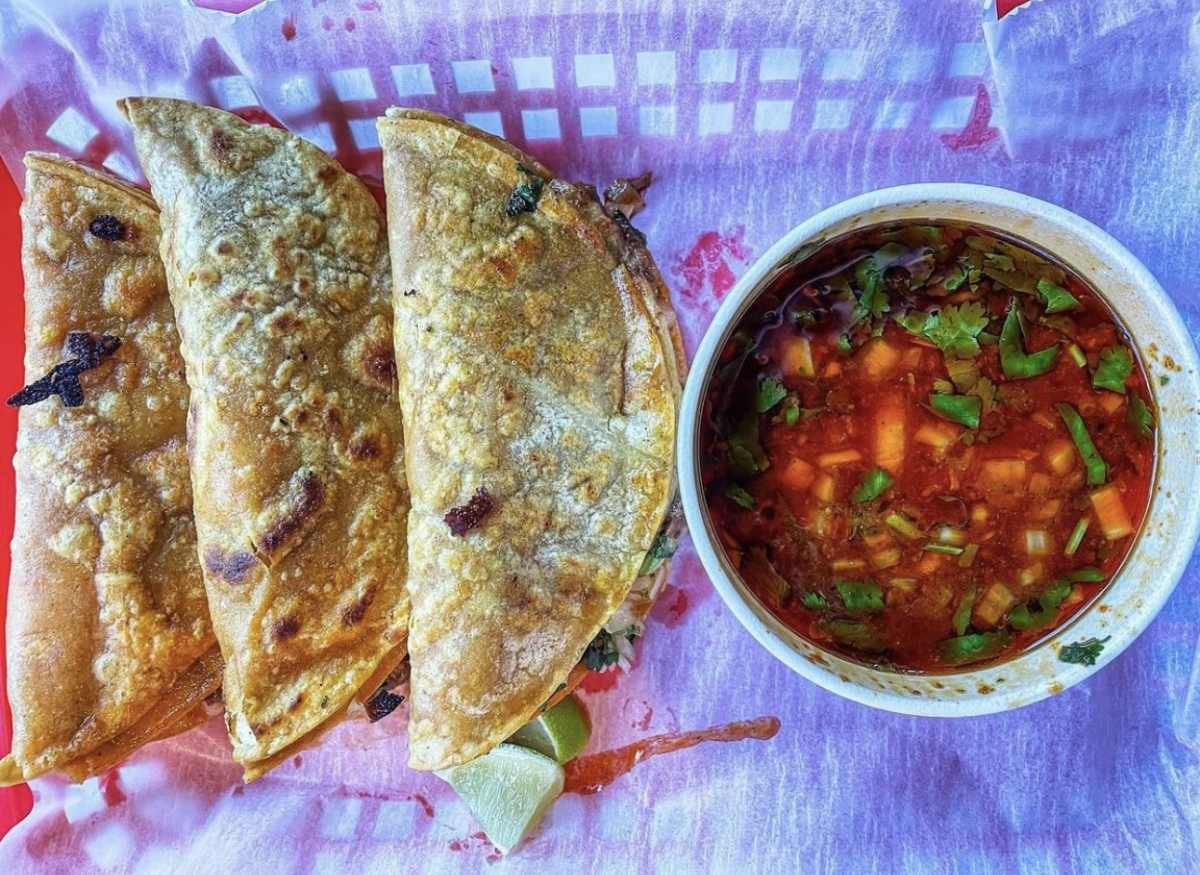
[678,181,1200,716]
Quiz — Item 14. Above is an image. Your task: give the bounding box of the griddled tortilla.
[1,154,221,785]
[378,109,683,770]
[121,98,410,779]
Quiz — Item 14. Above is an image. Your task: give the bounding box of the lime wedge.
[507,694,591,764]
[441,743,564,854]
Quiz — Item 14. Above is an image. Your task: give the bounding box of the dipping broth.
[702,222,1156,672]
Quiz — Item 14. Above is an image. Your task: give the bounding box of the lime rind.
[507,694,590,764]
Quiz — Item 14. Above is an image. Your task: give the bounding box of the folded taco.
[1,154,221,785]
[377,109,684,770]
[121,98,410,780]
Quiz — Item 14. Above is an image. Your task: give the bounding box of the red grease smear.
[448,831,500,861]
[344,18,357,32]
[98,770,126,807]
[631,700,653,731]
[322,16,335,30]
[232,786,245,797]
[941,84,1000,151]
[409,793,435,818]
[280,16,297,40]
[292,755,303,768]
[650,585,689,628]
[673,228,752,301]
[357,0,381,9]
[232,107,286,130]
[576,667,620,694]
[564,716,780,795]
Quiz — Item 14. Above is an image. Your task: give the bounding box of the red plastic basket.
[0,164,34,838]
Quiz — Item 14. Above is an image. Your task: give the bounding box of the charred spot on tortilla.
[254,470,326,559]
[362,340,398,391]
[365,689,405,723]
[271,615,301,642]
[444,487,495,537]
[610,209,647,246]
[403,288,418,297]
[348,433,382,462]
[505,163,544,217]
[342,588,375,626]
[203,547,259,585]
[209,129,235,163]
[87,214,126,241]
[7,331,122,408]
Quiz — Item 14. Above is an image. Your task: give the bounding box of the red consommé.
[702,222,1155,673]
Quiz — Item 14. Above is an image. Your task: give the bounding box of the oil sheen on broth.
[702,222,1155,672]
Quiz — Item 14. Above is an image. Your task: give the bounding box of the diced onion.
[936,526,968,546]
[1090,485,1133,539]
[872,548,902,569]
[1025,530,1050,556]
[817,449,862,467]
[974,583,1017,628]
[831,558,867,571]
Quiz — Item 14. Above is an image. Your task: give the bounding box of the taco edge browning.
[378,108,684,771]
[2,153,220,786]
[120,98,410,779]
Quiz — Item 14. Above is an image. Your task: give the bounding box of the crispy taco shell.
[378,109,683,770]
[2,154,220,786]
[121,98,410,778]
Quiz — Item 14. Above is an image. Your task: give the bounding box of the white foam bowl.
[678,183,1200,715]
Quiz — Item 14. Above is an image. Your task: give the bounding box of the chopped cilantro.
[834,579,885,613]
[969,377,999,416]
[747,548,791,608]
[1092,346,1133,394]
[938,630,1012,666]
[898,310,930,336]
[1037,278,1080,313]
[1063,566,1105,583]
[983,266,1040,294]
[639,529,679,576]
[851,257,890,327]
[582,629,620,670]
[1127,393,1154,440]
[728,413,770,479]
[985,252,1015,272]
[782,395,801,425]
[923,302,990,359]
[725,485,756,509]
[1059,635,1111,666]
[952,586,977,637]
[1056,402,1107,485]
[999,303,1060,379]
[755,377,787,413]
[929,393,981,429]
[822,619,887,654]
[1008,579,1073,631]
[801,591,828,610]
[1159,374,1171,387]
[837,335,852,356]
[943,266,968,292]
[946,357,981,392]
[505,163,544,216]
[850,467,894,504]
